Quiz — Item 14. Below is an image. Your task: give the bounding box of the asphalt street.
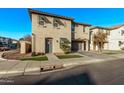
[1,58,124,85]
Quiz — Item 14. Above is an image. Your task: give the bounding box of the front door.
[78,42,82,52]
[45,38,52,53]
[72,41,82,52]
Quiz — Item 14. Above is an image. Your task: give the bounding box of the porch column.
[86,41,89,51]
[81,42,84,51]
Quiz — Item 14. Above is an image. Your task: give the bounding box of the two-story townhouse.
[71,22,91,52]
[28,9,92,54]
[108,24,124,50]
[29,9,73,54]
[90,26,110,51]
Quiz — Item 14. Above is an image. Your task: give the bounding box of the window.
[119,41,124,46]
[83,26,86,32]
[107,30,110,35]
[53,20,59,27]
[39,16,46,27]
[53,18,64,28]
[71,23,75,32]
[53,19,60,29]
[121,30,124,36]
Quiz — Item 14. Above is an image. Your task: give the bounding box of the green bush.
[60,38,71,54]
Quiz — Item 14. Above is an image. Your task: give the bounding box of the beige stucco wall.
[72,24,90,51]
[74,24,90,40]
[20,41,26,54]
[32,13,72,54]
[20,41,31,54]
[108,26,124,50]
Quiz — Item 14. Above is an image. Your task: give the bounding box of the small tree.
[93,31,107,53]
[60,38,71,54]
[19,35,31,42]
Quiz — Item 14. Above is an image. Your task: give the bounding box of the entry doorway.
[45,38,53,53]
[84,41,86,51]
[72,41,82,52]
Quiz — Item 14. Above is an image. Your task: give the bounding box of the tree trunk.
[98,42,102,54]
[93,42,96,51]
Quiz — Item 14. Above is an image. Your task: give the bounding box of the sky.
[0,8,124,40]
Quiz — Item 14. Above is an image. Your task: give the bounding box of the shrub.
[60,38,71,54]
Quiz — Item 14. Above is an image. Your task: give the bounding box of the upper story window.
[107,30,110,35]
[53,20,59,28]
[53,18,64,28]
[38,15,51,27]
[121,30,124,36]
[83,26,86,33]
[71,23,75,32]
[39,16,46,26]
[118,41,124,46]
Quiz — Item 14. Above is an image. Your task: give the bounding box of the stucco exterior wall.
[20,41,31,54]
[32,13,72,54]
[20,41,26,54]
[108,26,124,50]
[74,24,90,40]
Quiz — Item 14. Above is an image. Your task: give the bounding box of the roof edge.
[74,22,92,26]
[109,24,124,30]
[90,26,110,30]
[28,8,74,21]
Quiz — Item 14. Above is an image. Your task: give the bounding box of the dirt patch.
[3,50,31,60]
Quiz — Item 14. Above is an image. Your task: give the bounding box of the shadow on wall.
[35,72,96,85]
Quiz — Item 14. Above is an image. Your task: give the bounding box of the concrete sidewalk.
[46,54,60,61]
[0,52,124,78]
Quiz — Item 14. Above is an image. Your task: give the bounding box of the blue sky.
[0,8,124,40]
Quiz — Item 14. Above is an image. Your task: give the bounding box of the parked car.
[0,46,10,51]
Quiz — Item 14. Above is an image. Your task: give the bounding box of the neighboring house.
[90,26,110,51]
[28,9,91,54]
[0,36,18,49]
[71,22,91,52]
[108,24,124,50]
[0,36,12,45]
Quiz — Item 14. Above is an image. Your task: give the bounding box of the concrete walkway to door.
[46,54,60,62]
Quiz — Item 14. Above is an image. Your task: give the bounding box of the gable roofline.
[90,26,110,30]
[28,9,74,21]
[109,24,124,30]
[74,22,92,26]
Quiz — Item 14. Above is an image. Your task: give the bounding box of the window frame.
[121,30,124,36]
[38,16,46,27]
[83,26,86,33]
[53,20,60,28]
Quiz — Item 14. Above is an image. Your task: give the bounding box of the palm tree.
[93,31,107,53]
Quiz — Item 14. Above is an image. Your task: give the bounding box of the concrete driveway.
[79,51,113,59]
